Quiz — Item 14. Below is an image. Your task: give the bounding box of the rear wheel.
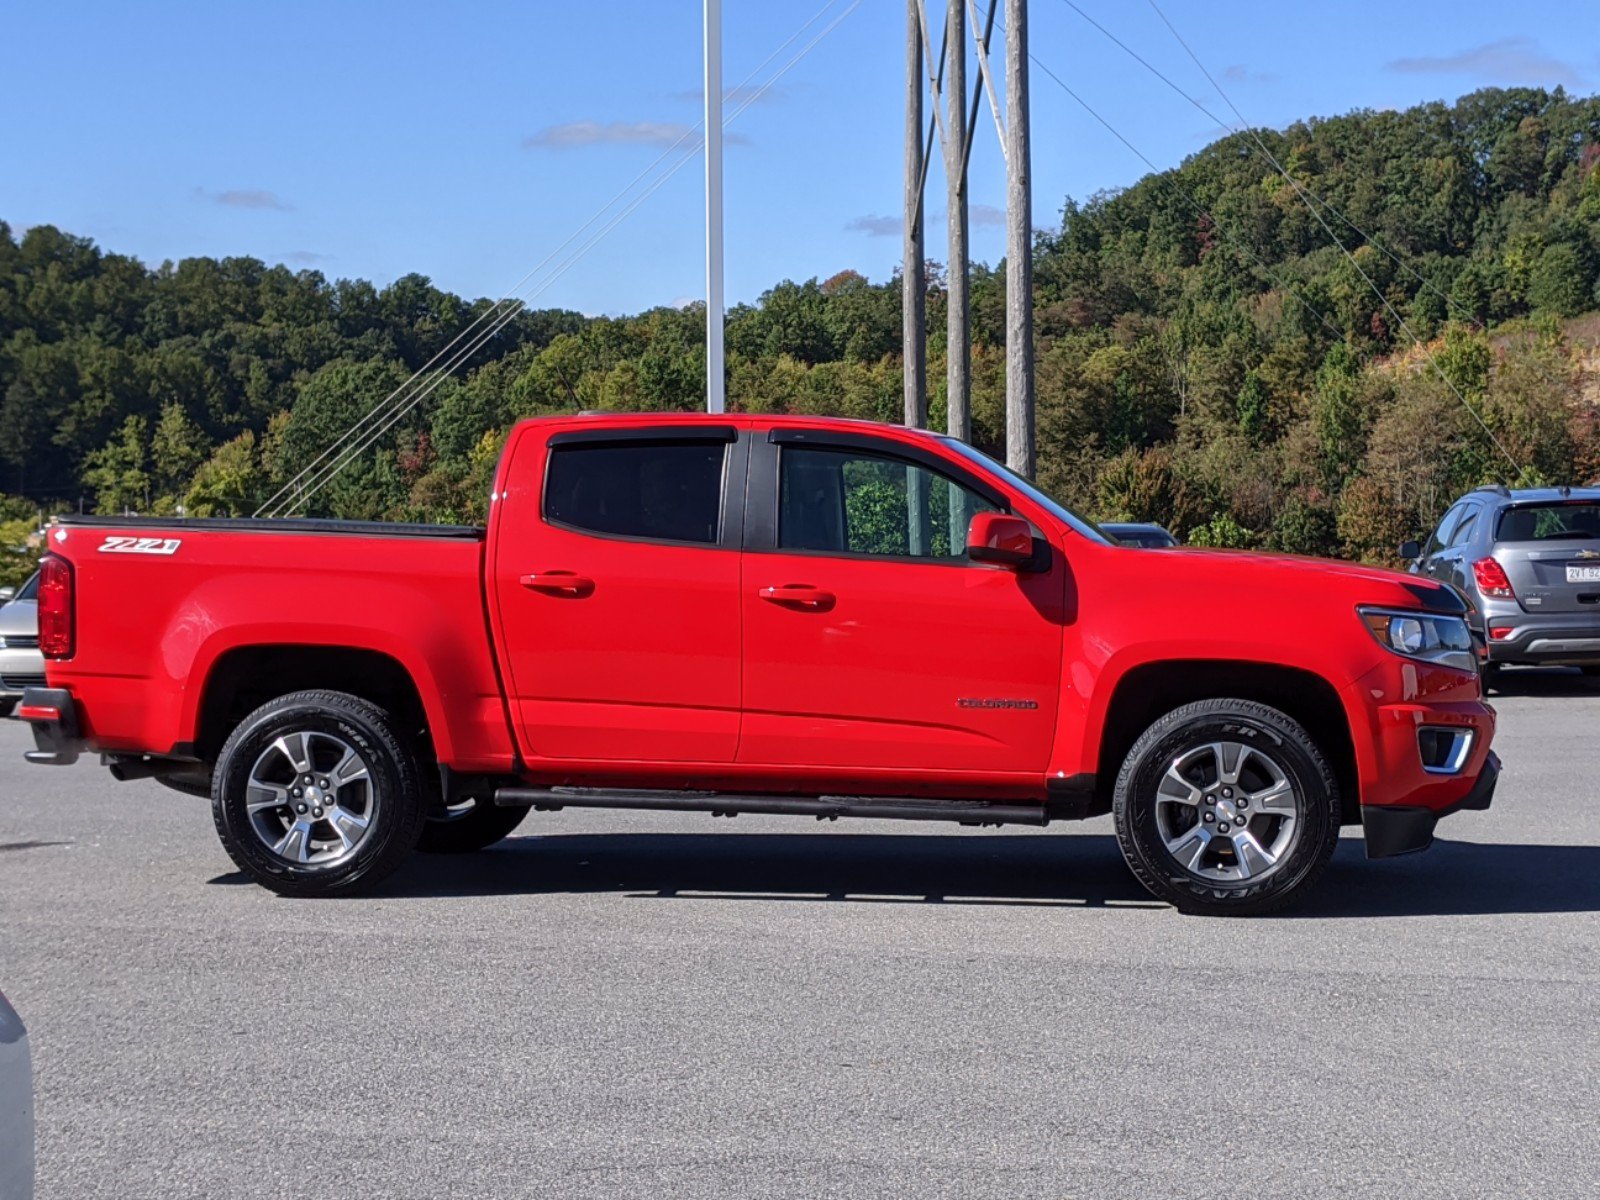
[0,698,15,719]
[416,798,530,854]
[1113,699,1340,916]
[1581,666,1600,678]
[212,690,426,896]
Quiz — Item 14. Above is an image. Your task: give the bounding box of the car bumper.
[18,687,86,766]
[1361,750,1498,857]
[1339,657,1498,857]
[1480,610,1600,665]
[0,644,46,698]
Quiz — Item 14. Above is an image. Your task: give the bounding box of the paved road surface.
[3,670,1598,1199]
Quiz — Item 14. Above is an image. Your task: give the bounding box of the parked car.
[0,572,43,719]
[1102,522,1179,548]
[1402,484,1600,684]
[0,989,33,1200]
[20,414,1497,915]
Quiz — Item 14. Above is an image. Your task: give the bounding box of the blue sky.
[4,1,1596,315]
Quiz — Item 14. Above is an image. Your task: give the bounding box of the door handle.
[758,584,835,610]
[520,571,595,596]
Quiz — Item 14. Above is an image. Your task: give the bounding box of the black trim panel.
[547,425,737,447]
[1401,580,1469,614]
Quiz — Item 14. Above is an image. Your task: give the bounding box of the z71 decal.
[98,535,182,555]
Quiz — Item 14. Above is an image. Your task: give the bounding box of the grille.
[1,635,40,649]
[0,673,47,691]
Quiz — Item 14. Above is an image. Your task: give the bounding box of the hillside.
[1,85,1598,583]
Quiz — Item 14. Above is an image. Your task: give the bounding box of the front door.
[490,425,746,763]
[737,432,1065,777]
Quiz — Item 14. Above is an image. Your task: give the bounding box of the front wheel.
[1112,699,1340,916]
[211,690,426,896]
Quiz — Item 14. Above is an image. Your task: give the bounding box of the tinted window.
[779,446,996,559]
[14,572,38,601]
[545,441,725,544]
[1424,505,1464,556]
[1447,510,1478,548]
[1497,503,1600,541]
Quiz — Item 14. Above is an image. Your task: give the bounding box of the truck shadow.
[1487,665,1600,698]
[342,830,1600,918]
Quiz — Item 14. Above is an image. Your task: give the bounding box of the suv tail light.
[37,554,75,659]
[1472,557,1515,599]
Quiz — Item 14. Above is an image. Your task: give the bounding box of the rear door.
[489,425,747,763]
[1495,499,1600,613]
[736,429,1065,777]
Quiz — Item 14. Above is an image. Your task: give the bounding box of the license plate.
[1566,564,1600,583]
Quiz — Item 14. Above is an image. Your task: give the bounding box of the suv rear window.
[1496,503,1600,542]
[544,441,725,544]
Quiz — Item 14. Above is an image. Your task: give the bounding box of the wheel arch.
[1093,660,1360,823]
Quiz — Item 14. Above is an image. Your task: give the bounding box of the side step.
[493,786,1048,827]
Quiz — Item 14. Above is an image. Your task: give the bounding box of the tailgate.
[1494,501,1600,615]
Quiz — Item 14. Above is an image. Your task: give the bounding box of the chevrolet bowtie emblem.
[1578,550,1600,560]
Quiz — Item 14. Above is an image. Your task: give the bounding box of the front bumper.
[19,687,86,765]
[1361,750,1499,857]
[1480,609,1600,665]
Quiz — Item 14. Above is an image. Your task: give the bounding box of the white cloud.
[846,214,902,238]
[1386,37,1585,87]
[195,187,292,211]
[522,121,748,150]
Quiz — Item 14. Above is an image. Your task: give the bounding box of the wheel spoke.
[1164,825,1211,872]
[245,782,290,814]
[273,821,312,863]
[1214,742,1250,787]
[329,807,369,850]
[274,732,314,776]
[1248,777,1296,817]
[1232,831,1276,878]
[1158,764,1203,806]
[332,745,369,787]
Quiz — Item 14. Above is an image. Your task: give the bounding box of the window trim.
[746,431,1018,567]
[539,431,748,551]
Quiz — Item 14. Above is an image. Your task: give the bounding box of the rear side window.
[544,441,725,544]
[1447,510,1478,548]
[1497,503,1600,542]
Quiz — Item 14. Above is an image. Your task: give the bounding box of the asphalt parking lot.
[3,670,1599,1200]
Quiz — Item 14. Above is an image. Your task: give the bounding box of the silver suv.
[1402,485,1600,682]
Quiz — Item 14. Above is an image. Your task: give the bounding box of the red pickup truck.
[21,413,1498,914]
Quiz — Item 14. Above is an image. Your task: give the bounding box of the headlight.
[1358,607,1475,672]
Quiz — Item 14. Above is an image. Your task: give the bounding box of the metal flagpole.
[704,0,726,413]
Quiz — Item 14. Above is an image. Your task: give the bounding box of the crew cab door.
[737,430,1065,775]
[489,425,746,763]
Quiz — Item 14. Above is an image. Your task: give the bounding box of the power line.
[264,0,861,518]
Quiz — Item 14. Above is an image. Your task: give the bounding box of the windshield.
[943,439,1113,544]
[1497,503,1600,541]
[13,571,39,602]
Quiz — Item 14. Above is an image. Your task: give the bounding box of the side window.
[1424,505,1463,557]
[778,446,997,559]
[1447,508,1478,549]
[544,440,725,544]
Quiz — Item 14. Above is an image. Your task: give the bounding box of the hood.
[0,600,38,637]
[1115,546,1462,611]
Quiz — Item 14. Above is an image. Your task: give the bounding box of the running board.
[493,786,1048,827]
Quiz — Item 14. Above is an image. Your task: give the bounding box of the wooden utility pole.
[1003,0,1034,476]
[944,1,970,442]
[902,0,926,431]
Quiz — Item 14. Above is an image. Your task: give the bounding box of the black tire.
[212,690,426,897]
[1481,663,1504,693]
[1580,666,1600,678]
[1112,699,1341,916]
[416,799,531,854]
[0,697,15,719]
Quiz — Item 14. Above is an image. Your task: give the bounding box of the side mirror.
[1397,540,1422,561]
[967,512,1034,568]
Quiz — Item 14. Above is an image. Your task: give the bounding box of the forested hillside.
[2,85,1599,585]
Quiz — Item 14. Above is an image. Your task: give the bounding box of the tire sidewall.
[1116,705,1337,913]
[213,696,417,893]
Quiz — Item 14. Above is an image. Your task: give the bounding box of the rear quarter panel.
[45,524,515,771]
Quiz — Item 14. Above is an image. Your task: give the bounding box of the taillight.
[1472,557,1515,599]
[37,554,74,659]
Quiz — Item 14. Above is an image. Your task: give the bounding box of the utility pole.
[1003,0,1034,476]
[944,0,970,443]
[902,0,926,432]
[704,0,725,414]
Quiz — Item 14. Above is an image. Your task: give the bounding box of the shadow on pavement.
[1486,664,1600,699]
[207,829,1600,918]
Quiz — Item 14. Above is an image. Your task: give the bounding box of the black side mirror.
[1398,540,1422,561]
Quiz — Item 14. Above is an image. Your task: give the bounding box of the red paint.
[32,413,1495,820]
